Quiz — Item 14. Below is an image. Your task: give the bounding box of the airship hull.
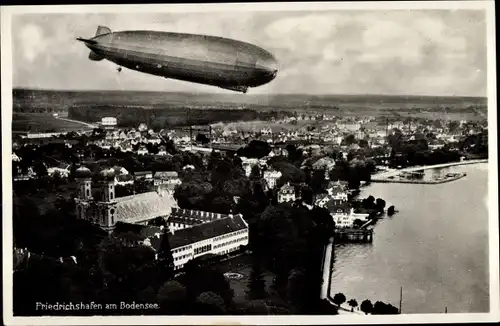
[78,28,278,92]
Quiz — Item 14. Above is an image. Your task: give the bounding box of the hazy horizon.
[12,87,488,100]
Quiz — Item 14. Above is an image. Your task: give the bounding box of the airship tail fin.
[88,51,104,61]
[95,25,112,36]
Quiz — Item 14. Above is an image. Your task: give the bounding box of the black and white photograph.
[2,1,498,325]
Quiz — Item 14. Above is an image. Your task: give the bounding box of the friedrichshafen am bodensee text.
[35,301,160,311]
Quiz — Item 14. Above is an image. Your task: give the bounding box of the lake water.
[330,163,490,314]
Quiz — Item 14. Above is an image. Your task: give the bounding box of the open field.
[12,113,94,133]
[14,88,487,111]
[13,89,488,130]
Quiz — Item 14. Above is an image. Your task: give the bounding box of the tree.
[375,198,386,212]
[347,299,358,312]
[363,195,376,209]
[246,259,267,300]
[360,299,373,314]
[194,291,226,314]
[237,140,271,159]
[353,219,364,229]
[332,292,346,307]
[372,301,388,314]
[447,120,460,134]
[287,269,307,310]
[196,133,209,145]
[358,139,369,148]
[249,165,261,181]
[243,300,270,315]
[310,169,326,194]
[33,162,48,177]
[343,134,356,146]
[157,280,187,314]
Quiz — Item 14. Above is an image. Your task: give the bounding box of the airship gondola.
[77,26,278,93]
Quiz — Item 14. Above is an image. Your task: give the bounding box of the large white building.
[101,117,117,129]
[166,209,249,270]
[327,202,369,229]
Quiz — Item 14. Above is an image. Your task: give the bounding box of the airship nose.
[256,54,278,81]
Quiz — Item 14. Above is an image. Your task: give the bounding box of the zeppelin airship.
[77,26,278,93]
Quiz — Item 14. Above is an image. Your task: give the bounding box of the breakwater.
[371,172,467,184]
[372,159,487,184]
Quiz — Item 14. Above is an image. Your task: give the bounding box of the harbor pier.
[334,228,373,243]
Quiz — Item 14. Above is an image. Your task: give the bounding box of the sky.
[11,9,488,96]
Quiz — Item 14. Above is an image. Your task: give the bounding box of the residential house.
[134,171,153,181]
[327,201,369,229]
[263,169,282,190]
[240,157,259,177]
[115,174,134,186]
[314,193,330,208]
[112,166,129,176]
[278,182,296,203]
[47,163,71,178]
[147,135,161,145]
[154,171,182,187]
[157,146,168,156]
[137,145,148,156]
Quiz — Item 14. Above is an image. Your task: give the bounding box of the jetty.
[334,228,373,242]
[372,172,467,184]
[370,159,487,184]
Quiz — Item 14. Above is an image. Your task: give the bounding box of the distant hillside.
[12,88,488,132]
[13,88,487,112]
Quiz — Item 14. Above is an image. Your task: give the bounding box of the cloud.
[10,9,487,96]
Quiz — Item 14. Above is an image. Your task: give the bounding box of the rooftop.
[154,171,179,179]
[114,191,178,224]
[325,200,351,213]
[169,214,248,249]
[168,208,229,227]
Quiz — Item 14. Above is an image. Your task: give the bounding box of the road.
[54,116,97,129]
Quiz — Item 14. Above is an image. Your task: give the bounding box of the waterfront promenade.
[372,159,487,183]
[320,236,364,315]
